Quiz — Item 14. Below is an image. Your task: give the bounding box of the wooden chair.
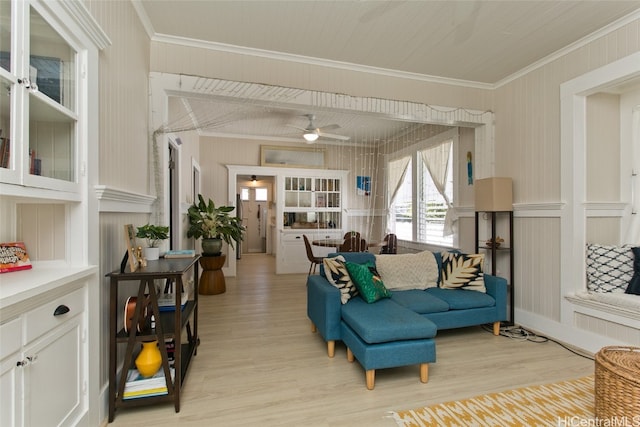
[343,231,361,240]
[380,233,398,254]
[339,238,367,252]
[303,235,324,276]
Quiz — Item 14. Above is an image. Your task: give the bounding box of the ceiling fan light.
[303,131,319,142]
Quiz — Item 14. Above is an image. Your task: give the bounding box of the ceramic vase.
[143,247,160,261]
[201,238,222,256]
[135,340,162,377]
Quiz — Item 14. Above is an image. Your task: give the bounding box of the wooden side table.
[199,254,226,294]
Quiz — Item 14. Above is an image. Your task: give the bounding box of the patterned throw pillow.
[440,252,486,293]
[586,244,633,293]
[323,256,358,304]
[374,250,439,290]
[345,261,391,303]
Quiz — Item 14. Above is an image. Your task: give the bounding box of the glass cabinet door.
[27,6,77,182]
[0,1,12,172]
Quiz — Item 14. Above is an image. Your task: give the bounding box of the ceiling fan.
[286,114,350,143]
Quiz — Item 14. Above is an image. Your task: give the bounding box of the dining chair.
[380,233,398,254]
[303,235,324,276]
[339,238,367,252]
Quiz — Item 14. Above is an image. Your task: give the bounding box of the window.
[388,133,456,247]
[240,187,268,202]
[255,187,268,201]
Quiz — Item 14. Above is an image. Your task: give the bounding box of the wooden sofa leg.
[311,321,317,333]
[420,363,429,383]
[327,340,335,358]
[493,321,501,336]
[346,347,354,362]
[366,370,375,390]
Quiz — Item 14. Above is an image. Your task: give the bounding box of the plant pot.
[143,247,160,261]
[201,238,223,256]
[135,340,162,377]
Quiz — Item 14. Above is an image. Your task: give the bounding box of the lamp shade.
[474,177,513,211]
[303,131,319,142]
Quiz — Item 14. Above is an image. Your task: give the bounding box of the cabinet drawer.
[281,233,306,243]
[24,288,85,344]
[0,318,22,360]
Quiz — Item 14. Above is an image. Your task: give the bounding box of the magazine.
[0,242,33,273]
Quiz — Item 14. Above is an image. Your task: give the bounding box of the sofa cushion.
[440,252,486,293]
[341,298,437,344]
[323,256,358,304]
[391,289,449,314]
[374,250,438,290]
[425,287,495,310]
[586,243,633,293]
[345,261,391,303]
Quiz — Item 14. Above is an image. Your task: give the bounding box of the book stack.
[157,292,188,312]
[122,367,174,400]
[163,249,196,258]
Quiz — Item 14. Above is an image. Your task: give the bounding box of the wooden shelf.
[106,257,200,422]
[475,211,514,325]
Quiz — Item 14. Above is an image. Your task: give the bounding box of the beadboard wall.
[149,13,640,351]
[76,5,640,416]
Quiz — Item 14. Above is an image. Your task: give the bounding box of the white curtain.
[626,106,640,243]
[421,139,455,236]
[386,157,411,233]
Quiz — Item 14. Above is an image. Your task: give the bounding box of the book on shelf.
[0,242,33,273]
[157,292,188,312]
[163,249,196,258]
[122,367,175,400]
[0,137,9,168]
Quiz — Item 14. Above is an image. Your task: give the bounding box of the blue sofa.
[306,252,508,389]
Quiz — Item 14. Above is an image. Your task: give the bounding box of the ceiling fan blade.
[319,132,350,141]
[286,124,308,132]
[318,124,340,132]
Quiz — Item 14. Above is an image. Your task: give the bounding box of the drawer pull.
[54,305,70,316]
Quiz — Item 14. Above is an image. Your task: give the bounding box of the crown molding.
[151,33,494,91]
[131,0,156,40]
[95,185,155,213]
[495,8,640,88]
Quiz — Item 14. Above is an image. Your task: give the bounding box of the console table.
[106,256,200,422]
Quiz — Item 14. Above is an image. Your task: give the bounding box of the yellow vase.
[135,340,162,377]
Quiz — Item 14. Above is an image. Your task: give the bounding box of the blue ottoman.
[340,298,437,389]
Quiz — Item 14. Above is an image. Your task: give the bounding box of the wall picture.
[357,176,370,196]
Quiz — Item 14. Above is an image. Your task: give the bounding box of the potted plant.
[187,194,245,256]
[136,224,169,260]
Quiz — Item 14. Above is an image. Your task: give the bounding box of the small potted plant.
[187,194,245,256]
[136,224,169,260]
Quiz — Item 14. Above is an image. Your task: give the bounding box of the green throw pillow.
[345,261,391,303]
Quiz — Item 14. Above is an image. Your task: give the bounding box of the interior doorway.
[237,175,275,255]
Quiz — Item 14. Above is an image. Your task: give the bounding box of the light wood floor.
[108,254,595,426]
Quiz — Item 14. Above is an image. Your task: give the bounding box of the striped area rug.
[391,376,594,427]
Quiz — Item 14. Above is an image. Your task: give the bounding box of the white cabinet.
[278,172,348,274]
[0,284,88,427]
[279,230,343,274]
[0,318,22,427]
[0,1,107,425]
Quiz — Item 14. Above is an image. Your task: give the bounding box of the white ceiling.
[137,1,640,143]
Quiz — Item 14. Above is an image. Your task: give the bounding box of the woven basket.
[594,346,640,420]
